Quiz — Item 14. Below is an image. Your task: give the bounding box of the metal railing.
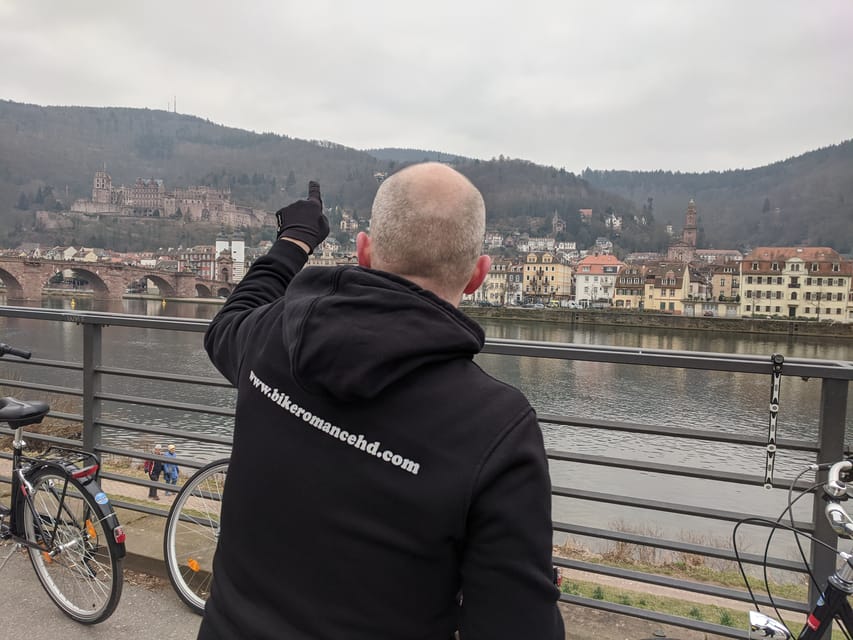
[0,305,850,638]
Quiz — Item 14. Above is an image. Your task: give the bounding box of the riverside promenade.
[1,499,724,640]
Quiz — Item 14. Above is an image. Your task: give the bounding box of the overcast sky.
[1,1,851,173]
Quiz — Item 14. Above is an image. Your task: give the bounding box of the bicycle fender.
[80,479,127,558]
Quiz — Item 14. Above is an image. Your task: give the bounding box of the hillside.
[581,140,853,253]
[0,100,653,252]
[1,100,849,255]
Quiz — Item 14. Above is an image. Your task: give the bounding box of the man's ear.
[356,232,372,267]
[463,255,492,295]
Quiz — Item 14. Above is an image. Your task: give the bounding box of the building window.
[746,305,752,311]
[751,262,759,271]
[775,306,781,313]
[811,263,819,271]
[771,262,779,271]
[791,292,798,300]
[747,276,753,284]
[805,307,811,314]
[833,263,840,272]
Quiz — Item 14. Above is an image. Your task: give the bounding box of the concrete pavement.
[1,548,202,639]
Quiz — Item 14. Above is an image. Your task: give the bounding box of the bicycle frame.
[4,426,126,557]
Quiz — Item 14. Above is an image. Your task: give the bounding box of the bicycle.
[0,342,126,623]
[737,457,853,639]
[163,457,229,615]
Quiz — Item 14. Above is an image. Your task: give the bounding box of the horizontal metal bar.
[0,305,209,332]
[483,338,853,379]
[540,414,818,452]
[553,521,809,573]
[0,379,82,397]
[96,365,232,388]
[0,356,83,372]
[556,557,809,613]
[0,427,81,449]
[551,485,815,531]
[547,450,815,490]
[95,391,235,416]
[557,593,749,638]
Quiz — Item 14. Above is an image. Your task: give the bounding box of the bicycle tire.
[163,458,229,615]
[23,467,123,623]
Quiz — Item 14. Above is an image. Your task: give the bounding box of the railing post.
[809,378,849,624]
[82,322,103,457]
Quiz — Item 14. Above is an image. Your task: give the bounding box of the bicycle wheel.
[23,467,123,623]
[163,458,228,615]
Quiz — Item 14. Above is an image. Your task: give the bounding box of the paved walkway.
[0,549,201,639]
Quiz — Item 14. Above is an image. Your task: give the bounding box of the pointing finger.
[307,180,321,203]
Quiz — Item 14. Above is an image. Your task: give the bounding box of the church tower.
[682,199,698,248]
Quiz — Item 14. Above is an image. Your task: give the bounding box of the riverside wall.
[462,307,853,339]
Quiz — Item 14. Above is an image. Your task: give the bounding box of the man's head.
[357,162,491,305]
[154,444,162,453]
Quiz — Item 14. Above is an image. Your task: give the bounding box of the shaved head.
[368,163,486,296]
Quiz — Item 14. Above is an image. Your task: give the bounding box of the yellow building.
[613,264,646,309]
[523,252,573,304]
[643,263,691,314]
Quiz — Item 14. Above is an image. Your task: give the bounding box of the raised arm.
[204,181,328,384]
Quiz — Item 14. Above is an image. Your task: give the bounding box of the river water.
[2,295,852,564]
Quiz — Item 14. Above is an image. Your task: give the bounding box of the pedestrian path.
[0,549,201,639]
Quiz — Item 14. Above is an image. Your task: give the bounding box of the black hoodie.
[200,240,564,640]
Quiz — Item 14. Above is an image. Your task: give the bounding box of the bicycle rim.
[164,459,228,615]
[23,468,122,623]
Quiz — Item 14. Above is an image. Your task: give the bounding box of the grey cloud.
[1,0,851,171]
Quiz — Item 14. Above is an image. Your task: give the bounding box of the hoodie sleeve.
[458,409,564,639]
[204,239,309,385]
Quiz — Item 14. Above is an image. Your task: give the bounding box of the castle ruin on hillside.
[70,170,274,228]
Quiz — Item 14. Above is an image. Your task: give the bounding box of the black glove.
[275,181,329,253]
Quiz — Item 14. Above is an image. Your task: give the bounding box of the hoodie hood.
[282,266,484,401]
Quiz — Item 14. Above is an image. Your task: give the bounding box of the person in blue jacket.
[199,166,564,639]
[162,444,179,495]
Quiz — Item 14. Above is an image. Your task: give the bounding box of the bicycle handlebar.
[824,459,853,538]
[0,342,32,359]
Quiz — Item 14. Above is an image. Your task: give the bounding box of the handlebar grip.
[825,460,853,498]
[0,343,32,359]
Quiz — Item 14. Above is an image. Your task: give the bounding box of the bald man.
[202,165,564,639]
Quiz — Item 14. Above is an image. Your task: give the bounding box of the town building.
[613,264,647,309]
[643,262,692,314]
[574,254,624,307]
[523,252,573,304]
[739,247,853,320]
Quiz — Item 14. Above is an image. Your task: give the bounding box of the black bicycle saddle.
[0,397,50,426]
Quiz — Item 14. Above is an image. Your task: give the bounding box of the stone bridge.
[0,256,234,301]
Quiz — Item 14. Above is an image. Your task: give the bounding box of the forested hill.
[582,139,853,253]
[1,100,849,254]
[0,100,655,252]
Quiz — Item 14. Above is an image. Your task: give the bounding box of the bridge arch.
[0,266,25,298]
[137,274,177,298]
